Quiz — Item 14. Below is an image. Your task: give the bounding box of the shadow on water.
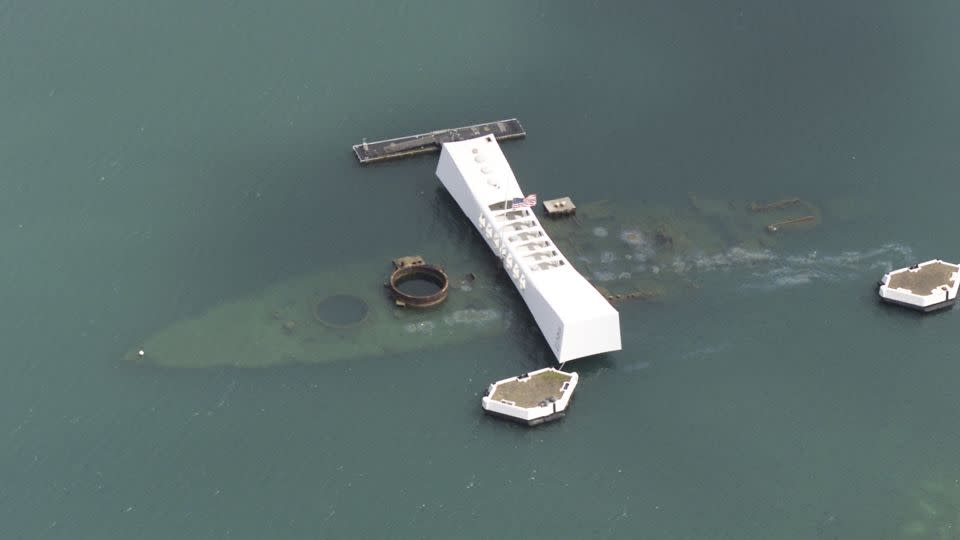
[428,187,496,261]
[875,299,958,319]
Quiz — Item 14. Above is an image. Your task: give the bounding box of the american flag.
[512,193,537,209]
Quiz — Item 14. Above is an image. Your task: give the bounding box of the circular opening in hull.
[313,294,369,328]
[395,277,444,297]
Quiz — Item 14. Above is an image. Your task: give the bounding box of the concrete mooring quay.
[353,119,525,164]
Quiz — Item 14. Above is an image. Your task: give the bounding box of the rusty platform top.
[352,119,525,164]
[489,369,572,408]
[887,261,959,294]
[543,196,576,216]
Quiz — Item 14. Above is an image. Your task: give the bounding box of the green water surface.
[3,1,960,538]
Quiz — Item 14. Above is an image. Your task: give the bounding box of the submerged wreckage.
[127,259,507,368]
[128,121,830,377]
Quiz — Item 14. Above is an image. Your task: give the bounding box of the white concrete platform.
[482,368,578,426]
[435,135,621,362]
[879,259,960,312]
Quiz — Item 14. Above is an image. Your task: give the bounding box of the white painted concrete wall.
[879,260,960,308]
[481,369,579,422]
[436,136,621,362]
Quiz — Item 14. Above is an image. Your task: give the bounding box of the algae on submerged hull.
[900,478,960,539]
[126,261,509,369]
[126,194,829,369]
[540,195,821,300]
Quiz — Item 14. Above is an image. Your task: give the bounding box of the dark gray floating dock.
[353,119,525,164]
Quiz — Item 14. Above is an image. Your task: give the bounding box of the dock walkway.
[353,119,525,164]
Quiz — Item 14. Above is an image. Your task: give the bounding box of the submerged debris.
[750,197,801,212]
[539,193,828,301]
[594,284,660,303]
[393,255,426,269]
[654,225,674,248]
[766,215,816,233]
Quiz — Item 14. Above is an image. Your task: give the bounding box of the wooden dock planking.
[352,119,525,164]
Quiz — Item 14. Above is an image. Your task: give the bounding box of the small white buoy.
[138,350,145,357]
